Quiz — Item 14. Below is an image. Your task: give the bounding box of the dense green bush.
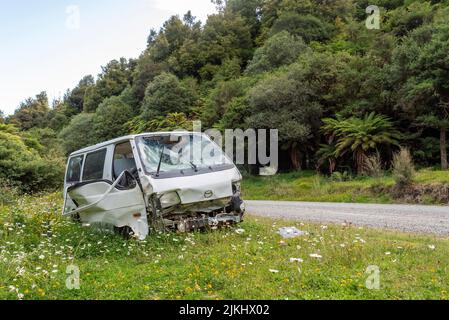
[0,124,64,192]
[58,113,98,155]
[93,96,133,141]
[0,179,19,206]
[245,31,308,75]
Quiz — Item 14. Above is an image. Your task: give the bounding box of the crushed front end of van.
[62,132,245,239]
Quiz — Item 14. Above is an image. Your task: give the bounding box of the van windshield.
[137,133,233,176]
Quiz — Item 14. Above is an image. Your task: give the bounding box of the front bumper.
[176,213,244,232]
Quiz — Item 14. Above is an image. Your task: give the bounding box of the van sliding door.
[63,147,148,239]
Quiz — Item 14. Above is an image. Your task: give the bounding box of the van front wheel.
[114,226,134,239]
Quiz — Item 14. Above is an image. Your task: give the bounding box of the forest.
[1,0,449,193]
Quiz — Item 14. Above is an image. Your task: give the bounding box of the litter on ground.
[278,227,307,239]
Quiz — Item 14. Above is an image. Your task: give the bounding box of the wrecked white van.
[62,132,245,240]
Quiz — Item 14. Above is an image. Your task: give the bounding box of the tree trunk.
[355,149,365,175]
[329,159,336,175]
[290,146,302,171]
[441,128,448,170]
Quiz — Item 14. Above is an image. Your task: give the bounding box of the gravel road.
[246,200,449,236]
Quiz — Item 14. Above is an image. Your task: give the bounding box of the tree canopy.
[4,0,449,191]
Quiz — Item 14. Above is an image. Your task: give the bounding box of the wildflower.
[385,252,391,256]
[16,267,25,276]
[428,245,436,250]
[290,258,304,263]
[235,229,245,235]
[309,254,323,259]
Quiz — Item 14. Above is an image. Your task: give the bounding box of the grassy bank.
[242,169,449,204]
[1,193,448,300]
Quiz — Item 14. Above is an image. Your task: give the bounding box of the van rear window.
[83,149,107,181]
[66,156,84,183]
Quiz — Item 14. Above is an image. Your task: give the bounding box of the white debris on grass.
[278,227,307,239]
[235,228,245,235]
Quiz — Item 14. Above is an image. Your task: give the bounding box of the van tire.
[114,226,134,239]
[70,213,81,223]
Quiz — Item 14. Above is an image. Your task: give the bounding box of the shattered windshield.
[137,133,233,175]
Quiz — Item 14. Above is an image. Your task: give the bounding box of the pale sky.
[0,0,217,116]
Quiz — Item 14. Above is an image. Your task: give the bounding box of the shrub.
[330,171,352,182]
[245,31,308,75]
[58,113,98,155]
[93,96,133,141]
[0,124,64,193]
[0,179,19,206]
[392,147,415,188]
[363,153,383,178]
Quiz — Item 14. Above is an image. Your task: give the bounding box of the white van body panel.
[142,167,241,205]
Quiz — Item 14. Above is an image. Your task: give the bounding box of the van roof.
[69,131,194,156]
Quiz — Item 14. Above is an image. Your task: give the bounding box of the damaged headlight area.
[159,191,181,209]
[231,181,245,214]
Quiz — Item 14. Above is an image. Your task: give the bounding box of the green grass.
[242,169,449,204]
[1,193,449,300]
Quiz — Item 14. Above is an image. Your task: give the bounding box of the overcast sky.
[0,0,217,116]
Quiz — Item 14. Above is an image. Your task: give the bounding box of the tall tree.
[8,92,50,130]
[93,96,133,141]
[64,75,95,115]
[393,23,449,169]
[198,11,253,79]
[141,73,196,120]
[245,30,308,75]
[83,58,133,113]
[58,113,98,155]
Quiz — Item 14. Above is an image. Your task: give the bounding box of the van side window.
[66,156,84,183]
[83,149,107,181]
[113,142,137,179]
